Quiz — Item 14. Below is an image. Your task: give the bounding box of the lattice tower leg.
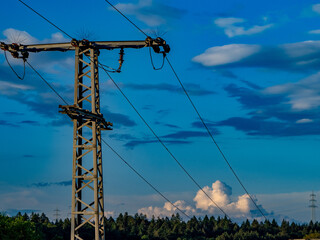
[70,46,105,240]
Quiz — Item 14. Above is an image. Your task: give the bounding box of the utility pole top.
[0,36,170,55]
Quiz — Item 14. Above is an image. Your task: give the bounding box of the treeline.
[1,212,320,240]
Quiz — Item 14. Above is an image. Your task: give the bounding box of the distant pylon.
[309,191,317,222]
[53,208,60,222]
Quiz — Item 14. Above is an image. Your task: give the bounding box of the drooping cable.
[24,60,191,219]
[149,47,165,70]
[101,139,191,219]
[104,0,148,37]
[17,0,74,40]
[4,51,26,80]
[100,66,230,218]
[26,60,69,105]
[165,56,267,220]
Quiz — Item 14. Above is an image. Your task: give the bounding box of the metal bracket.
[59,105,113,130]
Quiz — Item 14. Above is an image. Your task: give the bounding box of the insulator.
[71,39,79,47]
[11,43,19,50]
[163,44,170,53]
[11,52,19,58]
[152,45,160,53]
[21,51,29,59]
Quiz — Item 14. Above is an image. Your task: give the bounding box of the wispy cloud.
[308,29,320,34]
[193,44,260,67]
[0,120,18,127]
[215,72,320,136]
[193,40,320,72]
[102,107,137,127]
[162,130,212,140]
[112,0,185,27]
[124,139,191,149]
[124,82,215,96]
[312,4,320,14]
[31,180,72,188]
[214,17,273,38]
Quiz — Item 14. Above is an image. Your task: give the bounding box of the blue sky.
[1,0,320,222]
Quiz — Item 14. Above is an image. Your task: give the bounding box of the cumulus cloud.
[138,180,268,220]
[193,40,320,72]
[139,200,196,218]
[112,0,185,27]
[214,17,273,37]
[193,181,260,219]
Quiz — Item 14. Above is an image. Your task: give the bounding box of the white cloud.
[214,17,273,38]
[113,0,183,27]
[1,28,69,45]
[138,180,267,221]
[282,40,320,58]
[296,118,313,124]
[309,29,320,34]
[193,40,320,71]
[312,4,320,14]
[0,81,33,96]
[264,71,320,110]
[138,200,196,218]
[115,0,165,27]
[192,44,260,66]
[1,28,73,73]
[193,181,257,218]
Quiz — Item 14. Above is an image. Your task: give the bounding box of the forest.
[1,212,320,240]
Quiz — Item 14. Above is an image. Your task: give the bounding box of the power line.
[165,56,267,220]
[26,61,69,105]
[99,0,267,219]
[103,0,148,37]
[100,66,230,218]
[4,51,26,80]
[149,47,166,70]
[17,0,74,40]
[101,138,191,219]
[14,0,229,219]
[101,0,266,220]
[16,60,191,219]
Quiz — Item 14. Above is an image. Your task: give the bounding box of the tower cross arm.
[0,37,170,54]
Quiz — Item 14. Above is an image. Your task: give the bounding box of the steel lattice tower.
[61,46,108,239]
[1,37,169,240]
[309,191,317,223]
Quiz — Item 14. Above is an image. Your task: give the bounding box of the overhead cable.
[101,138,191,219]
[24,60,191,219]
[26,60,69,105]
[101,0,267,219]
[4,51,26,80]
[103,0,148,37]
[165,56,267,220]
[17,0,74,40]
[100,66,230,218]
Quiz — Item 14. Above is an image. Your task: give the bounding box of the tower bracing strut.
[1,37,170,240]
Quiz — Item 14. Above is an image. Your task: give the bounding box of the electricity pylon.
[1,37,169,240]
[309,191,317,222]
